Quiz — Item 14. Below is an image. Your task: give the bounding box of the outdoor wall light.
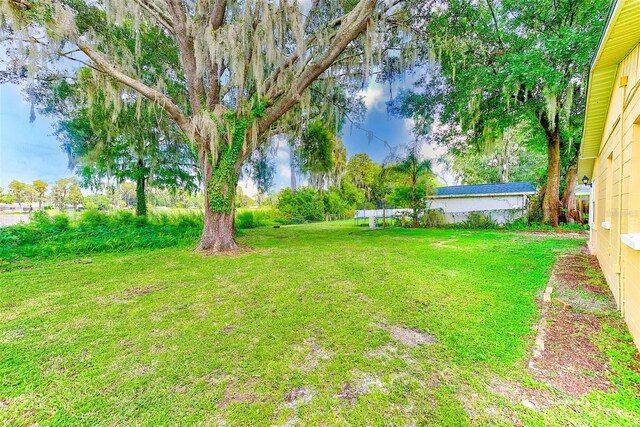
[582,175,591,186]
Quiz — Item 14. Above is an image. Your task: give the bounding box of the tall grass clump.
[0,210,204,268]
[0,207,291,269]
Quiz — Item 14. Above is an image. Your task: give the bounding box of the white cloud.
[277,162,291,180]
[419,141,457,186]
[238,176,258,198]
[274,140,290,161]
[359,83,386,111]
[404,117,415,132]
[400,117,457,186]
[298,0,313,14]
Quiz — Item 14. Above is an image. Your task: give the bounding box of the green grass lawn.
[1,223,639,426]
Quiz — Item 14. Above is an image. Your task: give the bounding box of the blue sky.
[0,79,448,195]
[0,84,70,189]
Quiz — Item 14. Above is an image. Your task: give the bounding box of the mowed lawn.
[1,223,639,426]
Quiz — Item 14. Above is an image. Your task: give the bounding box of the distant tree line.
[0,179,204,211]
[0,179,82,210]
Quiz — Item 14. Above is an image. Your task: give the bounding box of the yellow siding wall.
[592,43,640,348]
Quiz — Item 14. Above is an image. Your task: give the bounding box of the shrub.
[462,212,497,229]
[277,187,324,221]
[31,210,52,228]
[79,210,110,228]
[0,209,204,267]
[52,214,71,231]
[110,210,134,227]
[503,217,529,230]
[132,215,148,227]
[236,211,259,229]
[175,214,200,228]
[324,191,350,219]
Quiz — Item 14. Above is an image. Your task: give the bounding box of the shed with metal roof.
[427,182,536,225]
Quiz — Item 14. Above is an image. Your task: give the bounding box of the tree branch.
[206,0,227,108]
[166,0,205,114]
[258,0,379,136]
[485,0,503,46]
[132,0,175,36]
[78,44,192,137]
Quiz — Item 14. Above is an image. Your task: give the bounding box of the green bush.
[110,210,134,226]
[236,211,259,229]
[31,210,52,228]
[132,215,148,227]
[52,214,71,231]
[503,217,529,230]
[462,212,497,229]
[277,187,324,221]
[79,210,110,228]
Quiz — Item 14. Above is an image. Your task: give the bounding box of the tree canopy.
[2,0,415,250]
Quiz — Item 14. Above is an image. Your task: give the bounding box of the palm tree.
[393,148,433,227]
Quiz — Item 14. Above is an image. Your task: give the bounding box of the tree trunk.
[197,178,238,252]
[561,162,577,223]
[541,116,561,226]
[196,153,239,253]
[382,206,386,228]
[412,175,418,228]
[197,207,237,252]
[135,166,147,216]
[290,143,297,192]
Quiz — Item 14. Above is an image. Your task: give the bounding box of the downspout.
[617,75,628,315]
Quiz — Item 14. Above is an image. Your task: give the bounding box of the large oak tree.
[2,0,407,251]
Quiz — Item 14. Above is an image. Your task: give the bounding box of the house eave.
[579,0,640,180]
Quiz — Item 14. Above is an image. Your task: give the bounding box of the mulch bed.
[532,306,614,396]
[529,246,617,396]
[553,248,610,296]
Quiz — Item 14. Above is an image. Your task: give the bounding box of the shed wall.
[427,195,528,225]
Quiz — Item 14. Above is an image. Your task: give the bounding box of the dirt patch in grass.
[364,344,398,359]
[222,324,236,333]
[284,387,315,408]
[390,236,419,241]
[41,356,65,375]
[459,374,559,424]
[487,377,559,411]
[335,382,359,403]
[520,230,588,240]
[201,370,227,386]
[553,249,610,297]
[431,239,458,248]
[335,372,387,404]
[124,285,156,297]
[198,244,255,257]
[389,325,436,347]
[218,388,258,409]
[172,383,189,394]
[293,337,332,371]
[57,258,93,267]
